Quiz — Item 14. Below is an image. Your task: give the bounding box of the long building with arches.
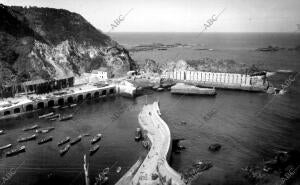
[0,84,116,119]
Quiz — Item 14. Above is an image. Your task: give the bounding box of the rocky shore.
[0,4,136,87]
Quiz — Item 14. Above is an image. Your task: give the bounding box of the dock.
[116,102,186,185]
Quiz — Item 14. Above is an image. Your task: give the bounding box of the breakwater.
[162,70,268,91]
[116,101,185,185]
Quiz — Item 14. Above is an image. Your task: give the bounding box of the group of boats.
[39,112,73,121]
[57,133,102,156]
[1,120,103,157]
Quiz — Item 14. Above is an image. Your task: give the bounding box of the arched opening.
[94,92,100,98]
[101,90,107,96]
[109,88,115,94]
[26,104,34,112]
[77,94,83,102]
[48,100,55,107]
[4,110,11,116]
[37,102,44,109]
[67,96,74,104]
[58,98,64,106]
[14,108,21,113]
[86,93,92,100]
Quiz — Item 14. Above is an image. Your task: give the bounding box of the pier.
[116,102,185,185]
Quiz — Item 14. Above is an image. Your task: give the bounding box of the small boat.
[46,114,60,120]
[135,128,142,141]
[22,124,39,131]
[116,166,122,173]
[70,104,77,108]
[89,144,100,155]
[38,136,53,145]
[50,118,58,121]
[61,105,69,109]
[52,105,60,109]
[39,112,54,119]
[58,137,71,146]
[59,114,73,121]
[0,144,12,150]
[82,133,90,137]
[70,135,82,145]
[91,134,102,144]
[157,87,164,92]
[0,130,4,135]
[6,146,26,157]
[59,144,70,156]
[18,134,37,142]
[36,127,55,134]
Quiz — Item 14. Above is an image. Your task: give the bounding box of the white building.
[91,67,112,80]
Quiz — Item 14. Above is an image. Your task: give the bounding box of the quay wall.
[117,102,185,185]
[0,85,116,118]
[162,70,268,91]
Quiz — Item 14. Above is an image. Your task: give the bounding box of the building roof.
[22,79,46,86]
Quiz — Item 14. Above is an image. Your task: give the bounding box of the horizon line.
[106,31,300,34]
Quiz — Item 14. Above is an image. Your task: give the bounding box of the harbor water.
[1,33,300,185]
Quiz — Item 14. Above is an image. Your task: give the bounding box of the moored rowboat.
[58,137,71,146]
[6,146,26,157]
[39,112,54,119]
[18,134,37,142]
[0,144,12,150]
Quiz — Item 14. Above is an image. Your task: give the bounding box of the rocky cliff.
[0,4,136,86]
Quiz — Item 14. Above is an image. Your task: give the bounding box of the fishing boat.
[59,114,73,121]
[89,144,100,155]
[6,146,26,157]
[0,144,12,150]
[52,105,60,109]
[116,166,122,173]
[18,134,37,142]
[82,133,90,137]
[38,112,54,119]
[59,144,70,156]
[70,103,77,108]
[0,130,4,135]
[38,136,53,145]
[70,135,82,145]
[91,134,102,144]
[58,137,71,146]
[46,114,60,120]
[22,124,39,131]
[36,127,55,134]
[61,105,69,109]
[135,128,142,141]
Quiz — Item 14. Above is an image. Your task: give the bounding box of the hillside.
[0,4,136,86]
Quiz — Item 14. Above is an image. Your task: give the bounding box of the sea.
[0,33,300,185]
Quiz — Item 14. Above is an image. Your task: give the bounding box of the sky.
[1,0,300,33]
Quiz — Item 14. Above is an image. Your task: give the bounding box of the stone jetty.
[116,101,186,185]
